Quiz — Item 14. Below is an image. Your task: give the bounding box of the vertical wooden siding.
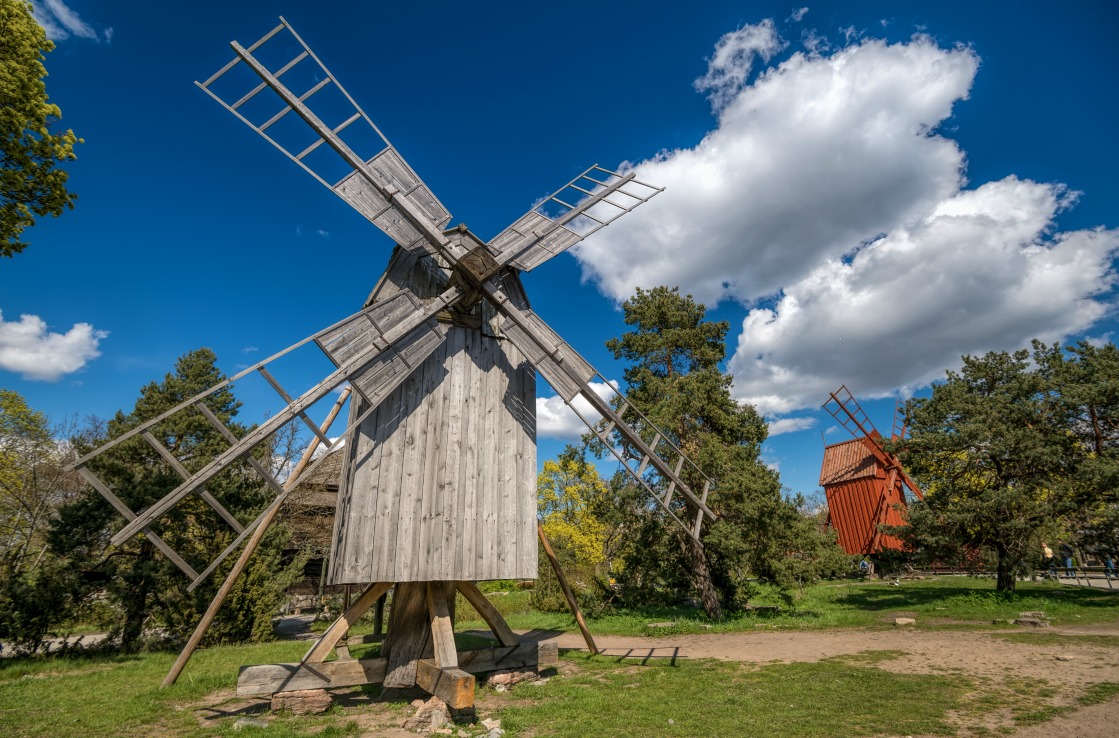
[328,249,538,583]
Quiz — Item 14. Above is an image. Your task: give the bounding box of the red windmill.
[819,386,924,555]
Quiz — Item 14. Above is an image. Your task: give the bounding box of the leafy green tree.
[50,348,303,650]
[533,447,613,612]
[537,451,609,566]
[1036,340,1119,557]
[599,286,837,616]
[900,347,1080,591]
[0,390,86,653]
[0,0,80,258]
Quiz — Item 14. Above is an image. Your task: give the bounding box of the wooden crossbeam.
[76,468,199,580]
[140,432,244,533]
[454,581,518,648]
[303,581,392,664]
[236,640,558,697]
[192,402,286,497]
[427,582,458,669]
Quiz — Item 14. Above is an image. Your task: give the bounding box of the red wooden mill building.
[819,386,924,555]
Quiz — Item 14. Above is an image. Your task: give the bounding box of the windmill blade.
[488,165,663,272]
[823,385,880,440]
[71,285,463,555]
[196,18,452,256]
[485,284,716,540]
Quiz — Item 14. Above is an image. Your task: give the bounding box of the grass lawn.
[3,577,1118,737]
[446,576,1119,637]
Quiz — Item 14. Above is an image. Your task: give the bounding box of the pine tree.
[901,347,1080,591]
[600,286,813,617]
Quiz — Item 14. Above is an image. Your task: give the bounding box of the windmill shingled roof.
[819,437,879,486]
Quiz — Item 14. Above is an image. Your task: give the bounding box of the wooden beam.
[454,639,559,674]
[427,582,458,669]
[454,581,518,647]
[237,656,388,696]
[303,581,392,664]
[383,581,432,688]
[537,522,598,655]
[236,639,558,697]
[415,661,474,709]
[76,468,199,580]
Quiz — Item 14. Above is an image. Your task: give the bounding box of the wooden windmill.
[67,18,716,708]
[819,385,923,556]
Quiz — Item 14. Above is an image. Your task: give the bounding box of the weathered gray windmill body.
[69,18,715,708]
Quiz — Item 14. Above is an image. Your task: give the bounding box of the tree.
[900,347,1080,591]
[1036,340,1119,557]
[537,450,609,566]
[50,348,304,650]
[599,286,834,616]
[1,0,80,258]
[0,389,84,653]
[533,447,613,611]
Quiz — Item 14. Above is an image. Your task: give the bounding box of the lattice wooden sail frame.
[69,17,716,599]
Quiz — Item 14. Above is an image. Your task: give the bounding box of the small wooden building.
[819,436,910,555]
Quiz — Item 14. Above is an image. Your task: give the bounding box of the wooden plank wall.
[329,250,537,583]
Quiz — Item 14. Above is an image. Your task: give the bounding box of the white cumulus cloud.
[30,1,109,42]
[767,416,817,436]
[730,178,1119,414]
[0,311,108,381]
[536,380,617,441]
[572,22,1118,415]
[576,31,976,308]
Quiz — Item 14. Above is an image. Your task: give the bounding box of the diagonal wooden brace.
[303,581,392,664]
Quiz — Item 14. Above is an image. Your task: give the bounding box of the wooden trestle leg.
[239,579,557,711]
[538,522,599,655]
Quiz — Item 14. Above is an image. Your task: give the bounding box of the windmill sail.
[196,18,452,255]
[488,165,663,272]
[75,17,715,587]
[487,285,716,539]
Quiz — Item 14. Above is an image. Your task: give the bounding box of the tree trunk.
[685,534,722,621]
[995,545,1017,592]
[120,541,154,652]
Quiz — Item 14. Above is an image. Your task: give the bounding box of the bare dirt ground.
[190,622,1119,737]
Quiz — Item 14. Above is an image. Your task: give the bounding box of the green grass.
[1079,682,1119,706]
[0,640,306,737]
[4,578,1118,737]
[486,578,1119,637]
[495,651,965,737]
[327,578,1119,640]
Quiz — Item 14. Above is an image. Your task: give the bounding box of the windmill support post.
[244,578,554,710]
[538,521,599,655]
[162,387,352,688]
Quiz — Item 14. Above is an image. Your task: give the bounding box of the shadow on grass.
[839,582,1119,614]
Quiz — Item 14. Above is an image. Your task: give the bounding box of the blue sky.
[3,0,1117,500]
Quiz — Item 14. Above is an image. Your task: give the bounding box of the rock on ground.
[271,688,332,714]
[403,696,451,733]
